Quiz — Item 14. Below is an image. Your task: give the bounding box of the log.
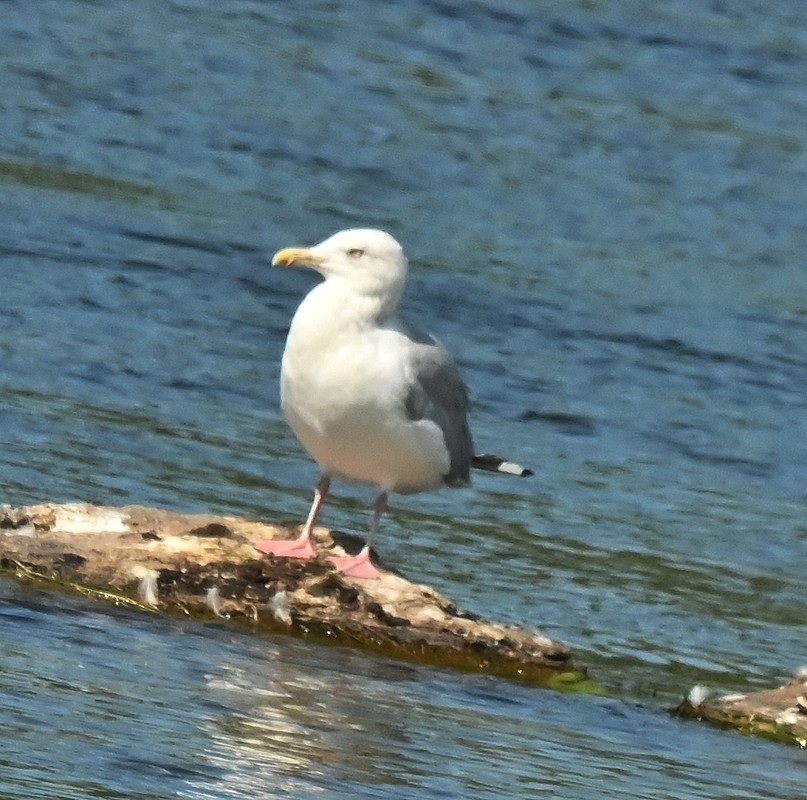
[0,502,587,688]
[676,675,807,746]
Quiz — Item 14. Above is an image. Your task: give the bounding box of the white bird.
[255,229,531,578]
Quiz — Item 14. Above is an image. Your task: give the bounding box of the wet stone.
[676,676,807,746]
[0,502,585,687]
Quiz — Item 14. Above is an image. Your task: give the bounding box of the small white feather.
[131,566,159,606]
[205,586,228,618]
[268,591,292,626]
[686,685,712,708]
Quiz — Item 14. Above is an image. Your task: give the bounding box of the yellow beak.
[272,247,323,268]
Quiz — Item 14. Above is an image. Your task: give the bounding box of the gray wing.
[400,322,473,487]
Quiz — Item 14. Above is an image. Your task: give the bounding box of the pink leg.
[328,491,386,579]
[254,475,330,559]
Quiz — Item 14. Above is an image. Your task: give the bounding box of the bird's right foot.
[327,546,383,579]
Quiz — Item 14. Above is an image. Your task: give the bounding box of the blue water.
[1,1,807,796]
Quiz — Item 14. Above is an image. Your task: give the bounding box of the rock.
[676,672,807,746]
[0,502,587,688]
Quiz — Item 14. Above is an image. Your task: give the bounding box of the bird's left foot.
[328,546,383,579]
[254,535,316,559]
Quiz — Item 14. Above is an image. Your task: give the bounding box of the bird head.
[272,229,408,313]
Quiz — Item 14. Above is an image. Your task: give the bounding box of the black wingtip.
[471,453,534,477]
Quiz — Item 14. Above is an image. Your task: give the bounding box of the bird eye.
[347,248,364,259]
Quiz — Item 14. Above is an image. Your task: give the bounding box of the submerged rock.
[676,672,807,746]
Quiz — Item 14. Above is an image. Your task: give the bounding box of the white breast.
[280,285,450,493]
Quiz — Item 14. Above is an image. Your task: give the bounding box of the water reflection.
[190,636,804,800]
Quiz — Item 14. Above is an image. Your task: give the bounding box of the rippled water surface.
[2,1,807,797]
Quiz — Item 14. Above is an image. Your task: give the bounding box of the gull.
[255,229,531,578]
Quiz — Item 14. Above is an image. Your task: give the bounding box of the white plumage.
[255,229,529,578]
